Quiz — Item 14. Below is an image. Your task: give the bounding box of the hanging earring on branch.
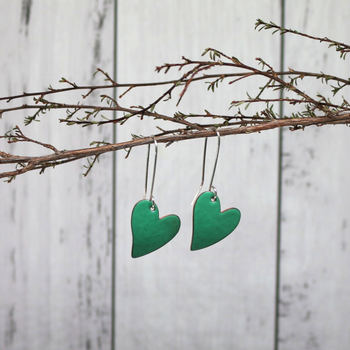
[191,130,241,251]
[131,139,181,258]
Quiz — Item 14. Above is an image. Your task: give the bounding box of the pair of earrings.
[131,131,241,258]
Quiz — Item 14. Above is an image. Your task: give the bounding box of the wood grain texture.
[4,1,349,349]
[0,1,114,349]
[116,1,280,349]
[279,1,350,348]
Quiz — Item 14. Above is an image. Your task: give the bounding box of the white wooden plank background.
[0,1,114,349]
[1,1,350,350]
[116,1,280,349]
[279,1,350,349]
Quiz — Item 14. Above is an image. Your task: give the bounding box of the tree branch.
[1,19,350,181]
[1,112,349,181]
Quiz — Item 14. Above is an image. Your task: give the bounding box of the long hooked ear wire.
[143,138,158,209]
[191,130,220,205]
[143,144,151,200]
[208,130,220,201]
[191,138,207,206]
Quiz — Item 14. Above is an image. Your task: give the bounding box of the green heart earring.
[131,139,181,258]
[191,131,241,251]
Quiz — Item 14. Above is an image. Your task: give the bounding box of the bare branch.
[1,19,350,181]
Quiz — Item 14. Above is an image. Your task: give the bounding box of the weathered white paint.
[116,1,280,349]
[280,1,350,349]
[0,1,114,349]
[2,1,350,350]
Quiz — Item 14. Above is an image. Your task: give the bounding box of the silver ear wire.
[143,144,151,200]
[191,129,221,205]
[191,137,207,206]
[144,138,158,209]
[208,130,220,200]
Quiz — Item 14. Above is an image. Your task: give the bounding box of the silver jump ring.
[210,186,218,202]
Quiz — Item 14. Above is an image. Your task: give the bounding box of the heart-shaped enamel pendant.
[191,191,241,251]
[131,200,181,258]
